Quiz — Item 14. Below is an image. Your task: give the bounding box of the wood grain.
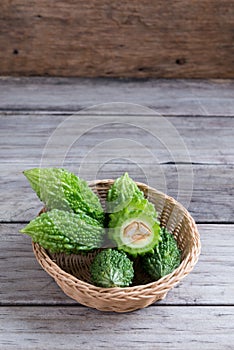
[1,114,234,165]
[0,79,233,348]
[1,163,233,223]
[0,1,234,78]
[1,113,233,222]
[1,306,234,349]
[0,78,234,115]
[1,224,233,306]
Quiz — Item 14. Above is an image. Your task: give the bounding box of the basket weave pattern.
[32,180,201,312]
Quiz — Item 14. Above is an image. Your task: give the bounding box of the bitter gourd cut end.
[108,196,161,257]
[109,215,161,257]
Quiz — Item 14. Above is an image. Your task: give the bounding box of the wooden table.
[1,78,234,349]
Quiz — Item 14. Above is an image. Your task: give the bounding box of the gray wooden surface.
[1,307,234,350]
[0,77,234,115]
[0,78,234,349]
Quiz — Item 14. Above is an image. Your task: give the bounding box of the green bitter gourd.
[90,249,134,288]
[142,227,181,280]
[107,172,144,213]
[23,168,104,223]
[108,174,161,257]
[20,209,105,254]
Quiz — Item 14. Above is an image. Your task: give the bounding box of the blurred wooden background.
[1,0,233,78]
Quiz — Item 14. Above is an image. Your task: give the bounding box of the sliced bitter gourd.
[108,196,161,257]
[20,209,105,254]
[23,168,104,223]
[107,172,144,213]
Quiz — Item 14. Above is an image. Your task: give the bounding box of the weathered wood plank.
[1,163,233,223]
[1,114,234,165]
[1,306,233,349]
[0,1,234,78]
[0,78,234,115]
[1,224,233,306]
[1,113,233,222]
[1,116,233,221]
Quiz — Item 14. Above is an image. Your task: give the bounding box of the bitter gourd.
[107,172,144,213]
[20,209,105,254]
[108,174,161,257]
[23,168,104,223]
[90,249,134,288]
[142,227,181,280]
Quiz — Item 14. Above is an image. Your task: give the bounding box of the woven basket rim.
[33,243,195,292]
[33,179,201,294]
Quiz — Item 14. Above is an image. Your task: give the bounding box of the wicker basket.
[32,179,201,313]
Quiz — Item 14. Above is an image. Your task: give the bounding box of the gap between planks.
[1,112,234,118]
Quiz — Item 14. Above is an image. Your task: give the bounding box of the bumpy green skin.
[108,196,161,257]
[23,168,104,223]
[20,209,105,254]
[90,249,134,288]
[142,227,181,280]
[107,172,144,213]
